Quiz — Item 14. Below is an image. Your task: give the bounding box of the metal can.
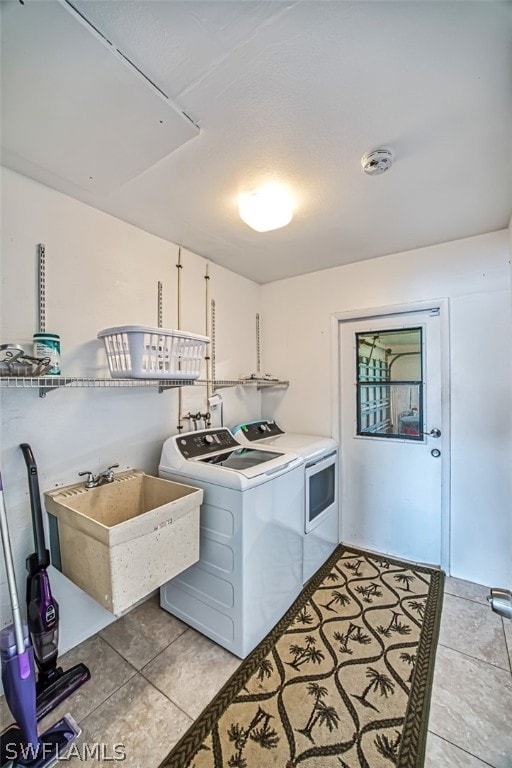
[33,333,61,375]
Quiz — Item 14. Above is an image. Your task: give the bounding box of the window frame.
[355,327,424,442]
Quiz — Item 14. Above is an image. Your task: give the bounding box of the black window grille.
[356,328,423,441]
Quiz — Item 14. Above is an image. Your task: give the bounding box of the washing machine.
[232,419,339,583]
[159,427,303,658]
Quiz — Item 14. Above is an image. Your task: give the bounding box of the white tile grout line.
[76,667,195,759]
[67,635,139,725]
[99,623,190,672]
[437,641,512,677]
[138,665,197,724]
[502,618,512,675]
[427,729,497,767]
[67,636,195,739]
[443,589,490,607]
[93,633,141,675]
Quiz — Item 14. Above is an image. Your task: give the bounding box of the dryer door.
[305,451,337,533]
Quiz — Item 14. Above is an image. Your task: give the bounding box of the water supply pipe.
[256,313,261,377]
[204,263,212,426]
[176,247,184,432]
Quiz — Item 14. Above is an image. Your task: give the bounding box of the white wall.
[261,231,512,587]
[0,167,263,651]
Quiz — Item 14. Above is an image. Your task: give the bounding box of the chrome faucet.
[78,464,119,489]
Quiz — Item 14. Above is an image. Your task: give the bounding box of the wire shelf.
[211,379,289,390]
[240,378,289,390]
[0,376,288,397]
[0,376,198,387]
[0,376,196,397]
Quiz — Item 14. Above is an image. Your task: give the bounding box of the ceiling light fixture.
[238,184,294,232]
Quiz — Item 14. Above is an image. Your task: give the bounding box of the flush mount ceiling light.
[361,147,394,175]
[238,184,294,232]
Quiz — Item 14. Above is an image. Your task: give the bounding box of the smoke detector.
[361,148,394,176]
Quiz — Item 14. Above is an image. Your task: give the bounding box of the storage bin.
[97,325,209,380]
[44,471,202,614]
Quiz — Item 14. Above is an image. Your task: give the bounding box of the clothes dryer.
[159,428,303,658]
[232,420,339,583]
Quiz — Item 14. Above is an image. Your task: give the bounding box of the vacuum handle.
[0,471,26,656]
[20,443,47,567]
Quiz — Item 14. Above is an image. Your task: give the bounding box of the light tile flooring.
[1,577,511,766]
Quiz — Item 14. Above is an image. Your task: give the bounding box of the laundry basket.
[97,325,209,380]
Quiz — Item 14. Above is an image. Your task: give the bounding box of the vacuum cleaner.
[0,469,80,767]
[19,444,90,718]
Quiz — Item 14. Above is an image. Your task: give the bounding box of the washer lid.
[260,433,337,461]
[232,421,337,461]
[198,447,286,470]
[159,427,303,489]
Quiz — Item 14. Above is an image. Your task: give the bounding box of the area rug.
[159,545,444,768]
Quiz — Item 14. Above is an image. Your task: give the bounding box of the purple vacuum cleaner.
[0,469,80,767]
[19,445,90,722]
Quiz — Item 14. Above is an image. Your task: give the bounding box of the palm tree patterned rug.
[159,545,444,768]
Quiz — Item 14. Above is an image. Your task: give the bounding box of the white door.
[339,308,444,565]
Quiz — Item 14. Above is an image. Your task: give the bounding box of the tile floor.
[1,576,511,766]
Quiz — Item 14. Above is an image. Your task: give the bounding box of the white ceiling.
[2,0,511,284]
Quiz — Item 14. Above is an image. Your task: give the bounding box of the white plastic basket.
[97,325,209,380]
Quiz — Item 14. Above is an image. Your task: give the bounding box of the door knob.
[431,449,441,458]
[423,428,441,438]
[487,588,512,620]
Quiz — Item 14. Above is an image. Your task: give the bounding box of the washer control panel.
[237,420,284,442]
[177,429,240,458]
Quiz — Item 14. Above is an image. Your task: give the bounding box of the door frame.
[331,298,451,572]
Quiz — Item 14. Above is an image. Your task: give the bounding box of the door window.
[356,327,423,440]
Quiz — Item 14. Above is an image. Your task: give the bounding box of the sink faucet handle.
[78,470,96,488]
[107,464,119,471]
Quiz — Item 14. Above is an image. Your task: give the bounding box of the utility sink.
[44,470,202,614]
